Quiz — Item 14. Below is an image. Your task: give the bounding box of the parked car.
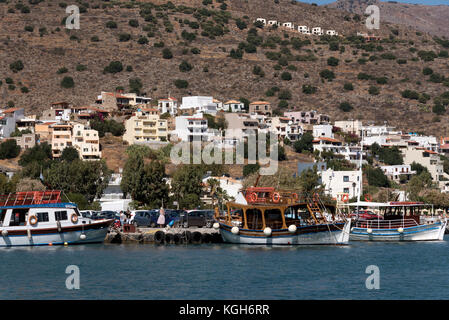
[79,210,95,218]
[132,210,159,227]
[350,210,383,220]
[178,210,215,228]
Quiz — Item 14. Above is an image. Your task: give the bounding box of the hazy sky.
[298,0,449,5]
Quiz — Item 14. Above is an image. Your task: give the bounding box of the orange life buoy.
[341,194,349,203]
[250,192,258,202]
[364,194,372,202]
[272,192,281,203]
[28,215,38,226]
[71,213,79,224]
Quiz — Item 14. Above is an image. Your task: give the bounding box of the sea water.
[1,238,449,299]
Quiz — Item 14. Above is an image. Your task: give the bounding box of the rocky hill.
[0,0,448,136]
[327,0,449,38]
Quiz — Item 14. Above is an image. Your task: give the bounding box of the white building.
[298,26,310,34]
[180,96,217,115]
[380,165,416,182]
[326,30,338,36]
[312,27,323,35]
[173,114,211,142]
[0,107,25,138]
[320,169,362,200]
[223,100,244,113]
[158,97,178,116]
[282,22,295,29]
[402,147,449,182]
[313,124,334,139]
[255,18,266,25]
[267,20,280,27]
[202,176,243,199]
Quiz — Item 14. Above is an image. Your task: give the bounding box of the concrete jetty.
[105,227,223,245]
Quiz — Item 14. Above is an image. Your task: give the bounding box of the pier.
[105,227,223,245]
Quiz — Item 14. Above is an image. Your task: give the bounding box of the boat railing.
[0,191,62,206]
[354,218,419,229]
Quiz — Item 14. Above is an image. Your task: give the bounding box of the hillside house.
[320,169,362,200]
[312,27,323,35]
[158,97,178,116]
[123,109,168,144]
[223,100,244,113]
[284,111,329,125]
[0,107,25,139]
[249,101,272,116]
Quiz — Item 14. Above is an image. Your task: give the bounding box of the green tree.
[0,140,20,159]
[171,165,204,209]
[294,132,314,153]
[61,146,79,162]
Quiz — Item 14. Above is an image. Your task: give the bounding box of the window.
[343,188,350,193]
[55,211,68,221]
[37,212,49,222]
[343,176,349,182]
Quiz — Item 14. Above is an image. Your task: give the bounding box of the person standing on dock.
[120,211,126,227]
[157,208,165,227]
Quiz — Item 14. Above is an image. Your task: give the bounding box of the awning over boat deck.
[345,201,428,207]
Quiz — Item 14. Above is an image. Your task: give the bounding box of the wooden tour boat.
[0,191,113,247]
[214,187,351,245]
[344,201,447,241]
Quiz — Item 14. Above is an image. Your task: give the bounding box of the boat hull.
[219,220,351,245]
[0,220,113,247]
[350,220,447,241]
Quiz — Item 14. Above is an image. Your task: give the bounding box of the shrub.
[106,21,117,28]
[281,71,292,81]
[327,57,339,66]
[24,25,34,32]
[278,89,292,100]
[320,69,335,81]
[376,77,388,85]
[174,79,188,89]
[339,102,353,112]
[76,64,87,71]
[129,78,143,95]
[128,19,139,28]
[401,90,420,100]
[179,61,193,72]
[368,86,380,95]
[104,61,123,74]
[302,84,317,94]
[60,76,74,88]
[118,33,131,42]
[252,65,264,77]
[344,82,354,91]
[137,36,148,45]
[0,140,20,159]
[57,67,68,74]
[423,67,433,75]
[162,48,173,59]
[10,60,24,73]
[278,100,289,108]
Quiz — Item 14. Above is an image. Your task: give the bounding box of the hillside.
[327,0,449,38]
[0,0,448,136]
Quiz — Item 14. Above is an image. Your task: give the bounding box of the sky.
[298,0,449,5]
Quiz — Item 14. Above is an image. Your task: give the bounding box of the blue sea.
[1,238,449,299]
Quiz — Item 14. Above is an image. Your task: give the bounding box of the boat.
[0,191,114,247]
[345,201,447,241]
[214,188,351,245]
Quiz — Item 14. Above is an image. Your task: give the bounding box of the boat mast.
[357,122,363,203]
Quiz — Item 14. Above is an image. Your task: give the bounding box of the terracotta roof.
[424,149,438,154]
[104,92,130,99]
[2,107,22,114]
[224,100,241,104]
[250,101,270,105]
[313,137,341,143]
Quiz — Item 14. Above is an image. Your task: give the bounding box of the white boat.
[346,201,447,241]
[215,188,351,245]
[0,191,113,247]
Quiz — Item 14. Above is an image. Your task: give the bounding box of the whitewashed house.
[173,114,212,142]
[282,22,295,30]
[313,124,334,139]
[312,27,323,35]
[180,96,217,115]
[255,18,266,25]
[380,165,416,183]
[267,20,280,27]
[320,169,362,200]
[223,100,244,113]
[158,97,178,116]
[326,30,338,36]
